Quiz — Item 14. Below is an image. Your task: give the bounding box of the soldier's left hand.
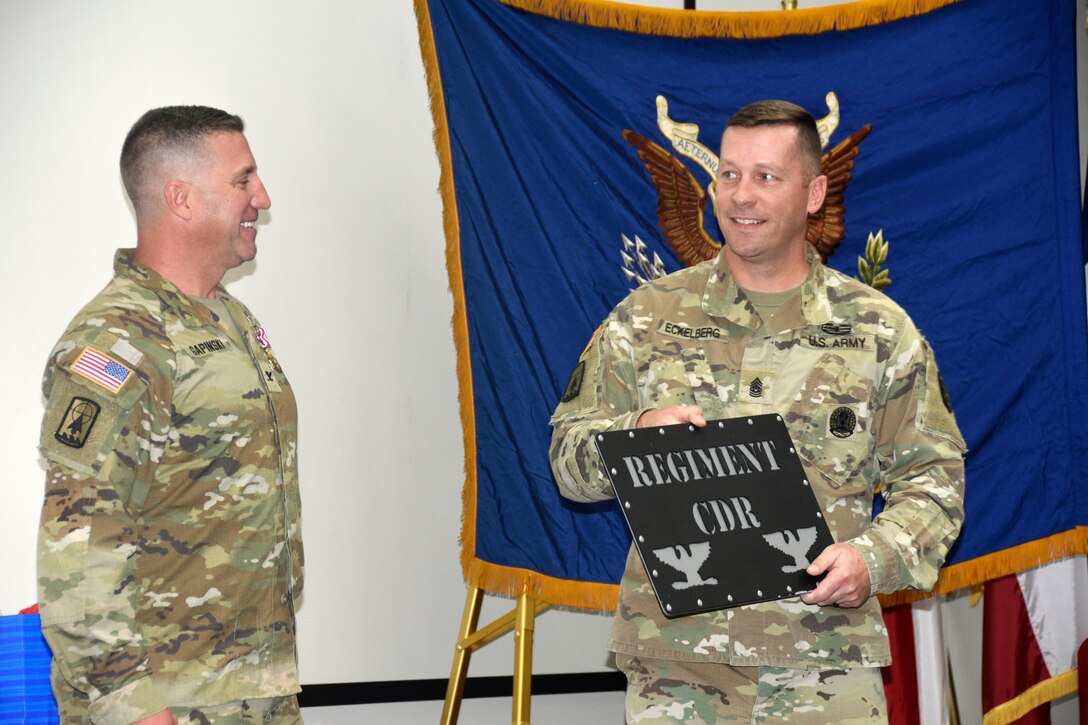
[799,543,871,608]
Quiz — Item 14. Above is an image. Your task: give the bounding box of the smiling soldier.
[37,106,304,725]
[550,100,965,724]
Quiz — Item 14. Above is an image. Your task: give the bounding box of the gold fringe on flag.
[415,0,621,612]
[878,527,1088,608]
[936,527,1088,593]
[498,0,963,39]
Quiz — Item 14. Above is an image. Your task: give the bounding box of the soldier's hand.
[133,710,177,725]
[799,543,871,608]
[636,405,706,429]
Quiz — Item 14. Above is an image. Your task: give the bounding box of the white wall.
[0,2,1084,722]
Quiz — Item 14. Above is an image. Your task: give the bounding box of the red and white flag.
[982,556,1088,724]
[882,597,949,725]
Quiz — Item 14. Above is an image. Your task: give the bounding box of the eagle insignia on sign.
[620,92,873,281]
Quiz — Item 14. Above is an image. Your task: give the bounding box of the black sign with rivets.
[595,414,834,618]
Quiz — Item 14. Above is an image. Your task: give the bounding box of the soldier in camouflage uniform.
[550,101,965,723]
[37,106,304,724]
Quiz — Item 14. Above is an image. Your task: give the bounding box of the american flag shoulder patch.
[70,347,132,393]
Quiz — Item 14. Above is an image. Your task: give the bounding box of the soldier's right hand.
[636,405,706,429]
[133,710,177,725]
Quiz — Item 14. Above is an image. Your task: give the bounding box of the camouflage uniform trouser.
[54,672,302,725]
[172,696,303,724]
[616,654,887,724]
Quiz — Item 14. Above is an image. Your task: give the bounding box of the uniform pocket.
[641,348,727,416]
[784,353,875,493]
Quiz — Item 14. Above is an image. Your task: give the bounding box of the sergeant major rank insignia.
[55,396,100,448]
[748,377,764,399]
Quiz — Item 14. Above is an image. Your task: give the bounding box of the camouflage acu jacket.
[550,248,965,668]
[37,250,303,721]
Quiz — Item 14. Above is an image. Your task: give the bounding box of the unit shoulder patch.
[41,369,148,475]
[561,361,586,403]
[918,356,965,449]
[54,396,101,448]
[938,374,953,412]
[552,325,605,419]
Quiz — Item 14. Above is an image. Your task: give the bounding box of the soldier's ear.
[164,180,193,221]
[807,174,828,214]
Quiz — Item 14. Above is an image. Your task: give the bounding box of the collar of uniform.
[113,248,219,329]
[212,288,255,331]
[701,244,833,330]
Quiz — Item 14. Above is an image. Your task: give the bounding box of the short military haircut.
[725,100,823,180]
[120,105,245,214]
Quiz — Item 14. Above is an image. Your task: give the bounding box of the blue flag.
[415,0,1088,609]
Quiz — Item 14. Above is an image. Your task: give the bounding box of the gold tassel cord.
[497,0,963,39]
[981,668,1080,725]
[947,651,961,725]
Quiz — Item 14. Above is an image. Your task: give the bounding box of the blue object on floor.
[0,613,59,724]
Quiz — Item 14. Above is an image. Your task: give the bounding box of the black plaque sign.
[595,414,834,618]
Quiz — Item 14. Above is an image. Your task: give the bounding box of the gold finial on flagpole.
[782,0,798,8]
